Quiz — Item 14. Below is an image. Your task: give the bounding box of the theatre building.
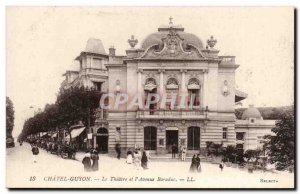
[61,19,275,155]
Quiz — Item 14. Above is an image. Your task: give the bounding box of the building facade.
[61,20,275,155]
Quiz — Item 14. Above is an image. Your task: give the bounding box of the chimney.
[109,46,116,56]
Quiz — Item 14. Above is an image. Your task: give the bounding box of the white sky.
[6,7,294,137]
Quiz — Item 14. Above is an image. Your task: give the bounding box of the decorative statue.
[207,35,217,49]
[128,35,138,48]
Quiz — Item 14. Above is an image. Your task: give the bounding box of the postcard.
[6,6,295,189]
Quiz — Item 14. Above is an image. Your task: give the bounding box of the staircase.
[149,153,211,162]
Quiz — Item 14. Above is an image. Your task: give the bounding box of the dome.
[241,106,263,120]
[84,38,107,55]
[140,25,204,50]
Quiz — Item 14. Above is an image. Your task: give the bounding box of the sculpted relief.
[140,29,205,60]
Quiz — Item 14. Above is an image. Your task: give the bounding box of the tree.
[263,108,295,170]
[223,145,237,163]
[205,141,213,156]
[6,97,14,138]
[211,142,223,157]
[56,87,101,143]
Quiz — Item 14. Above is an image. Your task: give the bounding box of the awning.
[235,89,248,102]
[65,127,85,139]
[41,133,50,138]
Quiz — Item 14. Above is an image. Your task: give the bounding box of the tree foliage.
[6,97,14,138]
[263,108,295,170]
[18,87,101,142]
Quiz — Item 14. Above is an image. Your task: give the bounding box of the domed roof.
[84,38,106,55]
[140,24,204,50]
[242,105,263,120]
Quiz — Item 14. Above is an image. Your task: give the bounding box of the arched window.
[187,126,200,150]
[187,78,200,107]
[144,126,157,150]
[144,78,157,113]
[165,78,179,109]
[166,78,179,89]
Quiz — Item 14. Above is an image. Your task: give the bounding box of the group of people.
[190,154,202,172]
[82,148,99,172]
[171,144,187,161]
[126,147,150,170]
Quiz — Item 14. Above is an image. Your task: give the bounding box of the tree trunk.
[68,127,72,145]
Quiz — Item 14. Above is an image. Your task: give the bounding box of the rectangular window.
[93,82,102,91]
[92,58,102,69]
[222,127,227,139]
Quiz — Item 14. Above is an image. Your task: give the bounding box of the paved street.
[6,143,294,188]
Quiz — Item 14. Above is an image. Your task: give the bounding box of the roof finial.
[169,16,173,25]
[128,35,138,49]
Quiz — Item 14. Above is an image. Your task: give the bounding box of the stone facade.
[61,20,276,156]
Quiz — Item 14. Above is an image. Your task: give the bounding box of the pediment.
[140,30,205,60]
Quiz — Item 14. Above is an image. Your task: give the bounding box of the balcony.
[219,56,236,65]
[136,109,207,120]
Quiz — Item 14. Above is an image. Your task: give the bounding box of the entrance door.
[96,128,108,153]
[166,130,178,153]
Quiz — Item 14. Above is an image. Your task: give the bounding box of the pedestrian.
[181,147,187,161]
[82,152,92,172]
[133,151,141,170]
[31,144,39,163]
[145,149,151,162]
[196,154,201,172]
[115,143,121,159]
[171,144,177,159]
[126,150,133,164]
[219,161,224,171]
[179,145,182,159]
[189,155,198,172]
[141,151,148,169]
[91,148,99,171]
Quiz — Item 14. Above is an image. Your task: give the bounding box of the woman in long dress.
[141,151,148,169]
[196,154,201,172]
[91,149,99,171]
[126,150,133,164]
[82,152,92,172]
[189,155,198,172]
[133,151,141,170]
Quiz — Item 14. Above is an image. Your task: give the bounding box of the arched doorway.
[144,126,157,150]
[96,128,108,153]
[187,126,200,150]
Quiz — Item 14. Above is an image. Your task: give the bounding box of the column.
[137,69,143,110]
[137,69,142,94]
[202,69,208,109]
[180,69,188,109]
[159,69,165,96]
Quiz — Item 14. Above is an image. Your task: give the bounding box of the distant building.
[61,19,275,155]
